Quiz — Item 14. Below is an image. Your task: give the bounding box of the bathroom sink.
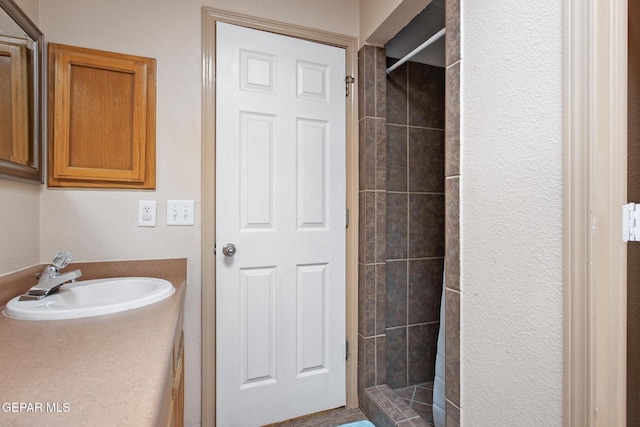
[3,277,175,320]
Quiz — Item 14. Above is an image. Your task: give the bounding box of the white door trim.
[201,8,359,426]
[564,0,627,425]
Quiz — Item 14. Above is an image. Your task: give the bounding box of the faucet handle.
[51,250,74,269]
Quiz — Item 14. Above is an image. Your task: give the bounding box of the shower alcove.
[357,1,460,425]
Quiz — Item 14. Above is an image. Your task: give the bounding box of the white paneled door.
[215,22,346,426]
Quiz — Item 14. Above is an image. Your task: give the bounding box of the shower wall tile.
[361,264,376,337]
[408,194,445,258]
[359,118,377,191]
[376,192,387,262]
[387,193,408,259]
[386,260,407,328]
[360,335,377,390]
[386,60,408,125]
[376,263,387,334]
[445,62,461,177]
[446,400,461,427]
[376,118,387,191]
[386,327,408,389]
[376,335,387,384]
[362,45,377,118]
[446,289,461,407]
[408,127,445,193]
[408,258,444,325]
[446,177,460,292]
[408,63,445,129]
[375,48,387,118]
[387,125,408,192]
[359,191,376,263]
[408,323,439,385]
[446,0,461,67]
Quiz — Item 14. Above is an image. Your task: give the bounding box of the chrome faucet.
[20,251,82,301]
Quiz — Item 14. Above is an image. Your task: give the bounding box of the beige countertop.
[0,259,186,427]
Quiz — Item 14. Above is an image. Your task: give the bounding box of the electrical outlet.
[167,200,195,226]
[137,200,157,227]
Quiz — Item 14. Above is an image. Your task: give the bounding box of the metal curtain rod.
[386,27,446,74]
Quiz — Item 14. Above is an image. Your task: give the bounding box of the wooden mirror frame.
[0,0,44,183]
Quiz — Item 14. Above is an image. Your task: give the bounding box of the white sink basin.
[3,277,175,320]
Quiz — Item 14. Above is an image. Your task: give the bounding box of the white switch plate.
[167,200,195,226]
[137,200,157,227]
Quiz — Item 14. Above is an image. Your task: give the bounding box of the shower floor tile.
[393,382,435,425]
[265,407,368,427]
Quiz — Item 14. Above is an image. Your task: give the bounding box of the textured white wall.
[460,1,563,425]
[37,1,358,425]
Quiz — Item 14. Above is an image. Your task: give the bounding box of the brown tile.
[378,384,420,420]
[376,191,387,263]
[408,128,445,193]
[408,63,445,129]
[408,258,444,324]
[445,289,460,407]
[446,0,461,67]
[367,386,405,422]
[364,191,377,263]
[396,421,415,427]
[386,327,407,389]
[386,260,407,328]
[387,125,408,192]
[386,59,408,125]
[358,47,365,120]
[408,194,445,258]
[363,389,396,427]
[359,192,366,262]
[387,193,408,259]
[445,400,460,427]
[291,407,367,427]
[358,263,366,336]
[375,47,387,119]
[376,118,387,191]
[410,402,434,424]
[445,177,460,291]
[394,385,416,401]
[360,118,377,191]
[408,417,434,427]
[265,420,294,427]
[376,335,387,385]
[445,62,460,177]
[359,335,376,390]
[408,324,439,385]
[363,45,377,118]
[413,385,434,405]
[363,264,376,336]
[375,264,387,335]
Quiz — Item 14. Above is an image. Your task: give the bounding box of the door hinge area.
[345,75,355,97]
[624,203,640,241]
[346,340,349,360]
[346,208,349,228]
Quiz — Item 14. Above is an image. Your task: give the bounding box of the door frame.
[201,8,359,426]
[564,0,627,425]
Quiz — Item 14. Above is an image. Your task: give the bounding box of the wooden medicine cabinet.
[48,43,156,189]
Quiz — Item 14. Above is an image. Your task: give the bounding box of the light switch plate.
[167,200,195,226]
[138,200,157,227]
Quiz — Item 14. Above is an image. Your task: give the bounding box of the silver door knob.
[222,243,236,257]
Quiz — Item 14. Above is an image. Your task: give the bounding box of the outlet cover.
[138,200,157,227]
[167,200,195,226]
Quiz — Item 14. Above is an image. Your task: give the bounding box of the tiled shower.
[357,45,446,426]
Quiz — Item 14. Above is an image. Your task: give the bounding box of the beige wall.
[36,0,358,425]
[359,0,430,46]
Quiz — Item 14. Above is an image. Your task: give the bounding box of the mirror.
[0,0,43,182]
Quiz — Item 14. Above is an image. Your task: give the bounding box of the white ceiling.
[384,0,446,68]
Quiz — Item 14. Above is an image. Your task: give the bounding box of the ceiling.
[384,0,446,68]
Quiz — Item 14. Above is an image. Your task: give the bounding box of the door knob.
[222,243,236,257]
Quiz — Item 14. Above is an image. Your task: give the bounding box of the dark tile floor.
[265,407,369,427]
[393,382,435,426]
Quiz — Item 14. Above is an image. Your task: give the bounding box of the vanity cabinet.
[166,330,185,427]
[47,43,156,189]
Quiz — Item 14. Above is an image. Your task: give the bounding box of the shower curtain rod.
[386,27,446,74]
